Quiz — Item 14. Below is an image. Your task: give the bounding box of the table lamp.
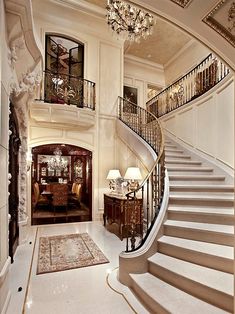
[106,169,121,192]
[124,167,142,191]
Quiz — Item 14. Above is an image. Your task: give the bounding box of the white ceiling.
[85,0,192,65]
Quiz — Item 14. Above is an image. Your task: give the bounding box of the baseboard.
[0,257,11,314]
[1,291,11,314]
[164,130,234,179]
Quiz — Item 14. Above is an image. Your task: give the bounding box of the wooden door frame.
[8,103,21,263]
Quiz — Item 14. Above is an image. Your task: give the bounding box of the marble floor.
[6,221,147,314]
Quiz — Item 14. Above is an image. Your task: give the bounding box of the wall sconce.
[124,167,142,191]
[106,169,121,192]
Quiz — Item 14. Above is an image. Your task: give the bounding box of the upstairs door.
[69,45,84,106]
[8,103,21,263]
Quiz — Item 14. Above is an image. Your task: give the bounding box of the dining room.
[31,143,92,225]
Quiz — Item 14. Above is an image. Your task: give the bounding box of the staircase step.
[158,236,233,273]
[166,159,202,165]
[169,194,233,207]
[130,272,229,314]
[166,153,191,159]
[168,206,234,225]
[167,166,213,173]
[148,253,233,312]
[164,220,234,246]
[165,148,184,153]
[168,174,225,181]
[168,205,234,215]
[165,140,172,144]
[169,184,234,192]
[165,144,177,149]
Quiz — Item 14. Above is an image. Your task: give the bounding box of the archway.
[31,143,92,225]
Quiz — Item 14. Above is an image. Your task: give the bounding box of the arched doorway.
[31,144,92,225]
[8,103,21,263]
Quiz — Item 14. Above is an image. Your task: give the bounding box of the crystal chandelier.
[106,0,155,42]
[48,147,68,171]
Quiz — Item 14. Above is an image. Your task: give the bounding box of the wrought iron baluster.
[146,53,230,118]
[118,96,165,252]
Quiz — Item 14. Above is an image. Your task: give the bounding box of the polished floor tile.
[7,221,135,314]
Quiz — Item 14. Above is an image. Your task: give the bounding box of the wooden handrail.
[118,96,165,252]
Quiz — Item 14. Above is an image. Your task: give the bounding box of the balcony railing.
[147,54,230,117]
[118,96,165,252]
[43,70,95,110]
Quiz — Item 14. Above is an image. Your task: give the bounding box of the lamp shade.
[124,167,142,180]
[106,169,121,180]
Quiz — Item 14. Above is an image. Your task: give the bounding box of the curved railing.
[147,53,230,117]
[118,96,165,252]
[43,70,95,110]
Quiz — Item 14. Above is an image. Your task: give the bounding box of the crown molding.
[49,0,105,19]
[124,54,164,72]
[164,38,195,69]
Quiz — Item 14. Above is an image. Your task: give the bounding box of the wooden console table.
[103,193,143,240]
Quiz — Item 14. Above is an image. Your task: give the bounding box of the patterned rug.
[37,233,109,274]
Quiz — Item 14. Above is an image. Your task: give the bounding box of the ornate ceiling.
[203,0,235,48]
[85,0,192,65]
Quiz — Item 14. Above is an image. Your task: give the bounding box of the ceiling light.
[48,147,68,171]
[106,0,155,42]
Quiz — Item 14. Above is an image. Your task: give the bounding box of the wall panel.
[161,77,234,169]
[216,81,234,166]
[99,42,122,116]
[196,97,215,156]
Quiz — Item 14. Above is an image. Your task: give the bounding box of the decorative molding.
[49,0,105,18]
[8,37,25,69]
[124,54,164,72]
[5,0,42,64]
[203,0,235,48]
[169,0,193,8]
[164,39,195,69]
[10,70,41,98]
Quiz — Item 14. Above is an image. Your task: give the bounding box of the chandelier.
[106,0,155,42]
[48,147,68,171]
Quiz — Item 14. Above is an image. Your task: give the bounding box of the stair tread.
[166,154,191,158]
[166,160,202,164]
[165,149,184,153]
[169,184,234,190]
[168,206,234,215]
[164,220,234,234]
[130,273,228,314]
[165,144,177,148]
[158,236,234,259]
[148,253,233,295]
[167,166,213,171]
[169,174,225,180]
[169,194,234,201]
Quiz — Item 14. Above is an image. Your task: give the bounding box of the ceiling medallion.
[170,0,193,8]
[203,0,235,48]
[106,0,155,42]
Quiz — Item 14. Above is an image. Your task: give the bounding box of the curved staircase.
[129,138,234,313]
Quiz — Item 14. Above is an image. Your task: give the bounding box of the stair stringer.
[118,173,170,287]
[164,129,234,181]
[116,119,156,172]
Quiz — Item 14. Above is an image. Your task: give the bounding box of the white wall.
[161,76,234,170]
[164,40,210,85]
[0,0,12,312]
[124,55,165,108]
[29,0,125,218]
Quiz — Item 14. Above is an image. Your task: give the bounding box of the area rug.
[37,233,109,274]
